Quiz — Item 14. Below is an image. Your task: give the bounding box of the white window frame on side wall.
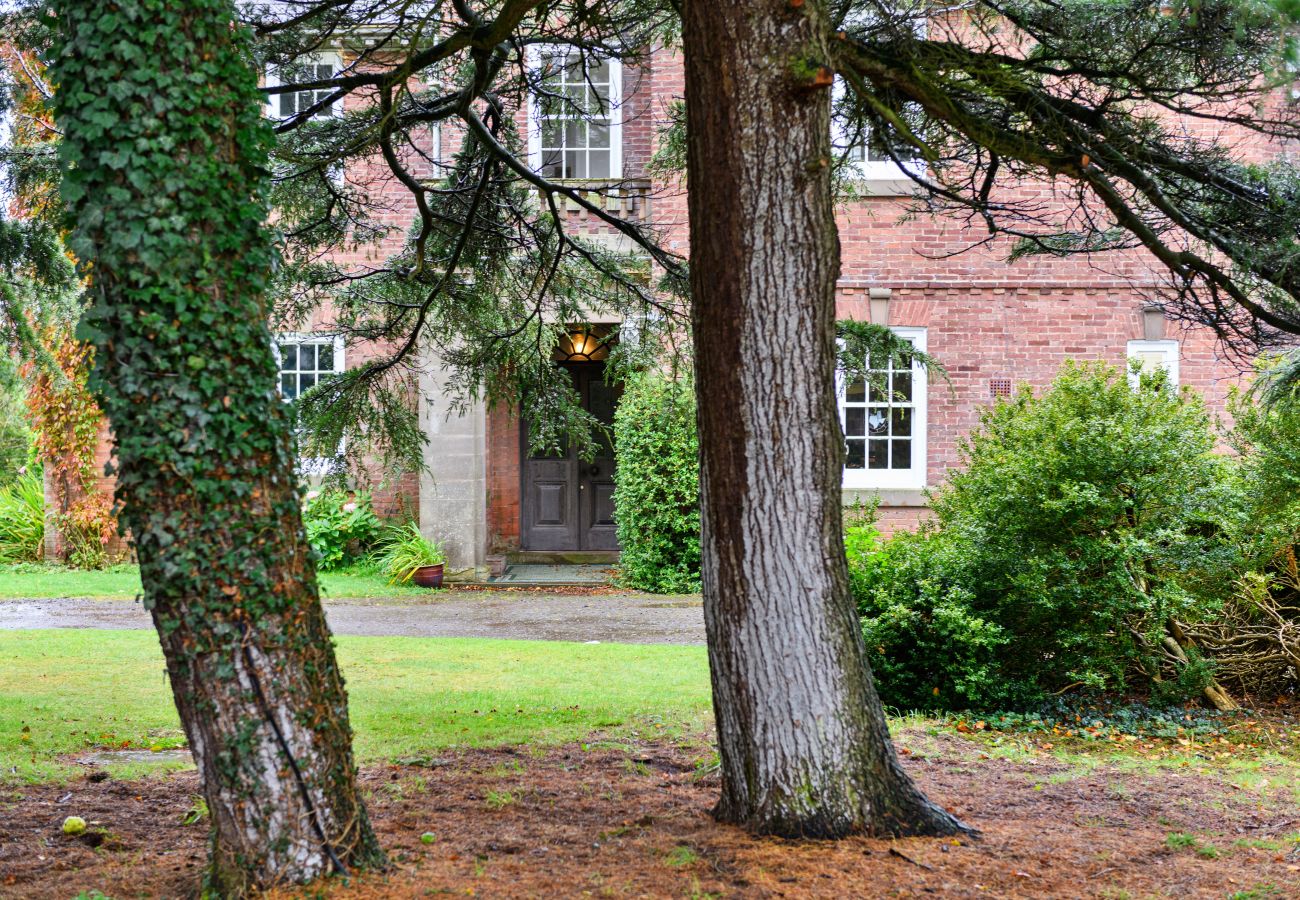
[274,333,346,475]
[1126,339,1180,389]
[831,77,925,190]
[831,8,927,193]
[265,52,343,122]
[526,46,623,180]
[838,326,928,490]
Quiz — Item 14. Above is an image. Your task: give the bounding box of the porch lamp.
[559,328,610,362]
[1142,304,1167,341]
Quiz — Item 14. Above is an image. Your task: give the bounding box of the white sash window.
[839,326,928,489]
[528,48,623,180]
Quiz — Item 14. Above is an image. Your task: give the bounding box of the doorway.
[520,362,621,551]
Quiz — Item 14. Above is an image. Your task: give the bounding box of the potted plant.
[376,522,447,588]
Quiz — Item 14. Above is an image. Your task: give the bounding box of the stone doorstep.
[506,550,621,565]
[488,564,614,585]
[444,560,617,589]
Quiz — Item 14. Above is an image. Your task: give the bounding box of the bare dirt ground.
[3,730,1298,899]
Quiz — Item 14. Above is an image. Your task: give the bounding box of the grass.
[1165,831,1222,858]
[0,628,713,781]
[0,562,442,600]
[485,789,517,810]
[664,845,700,868]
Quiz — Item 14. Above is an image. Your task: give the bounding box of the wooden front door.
[521,363,621,551]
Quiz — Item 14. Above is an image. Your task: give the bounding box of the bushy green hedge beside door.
[613,373,701,593]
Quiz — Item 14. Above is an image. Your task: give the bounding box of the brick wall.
[642,43,1255,537]
[485,403,522,551]
[43,418,126,562]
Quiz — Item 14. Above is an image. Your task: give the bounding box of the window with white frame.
[831,6,927,184]
[275,334,344,402]
[529,48,622,180]
[267,53,341,122]
[839,327,928,489]
[275,334,345,474]
[1126,339,1179,389]
[832,77,924,183]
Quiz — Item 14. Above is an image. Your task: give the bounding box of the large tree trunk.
[51,0,385,892]
[681,0,967,838]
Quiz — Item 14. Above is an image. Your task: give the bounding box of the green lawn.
[0,563,439,600]
[0,629,712,781]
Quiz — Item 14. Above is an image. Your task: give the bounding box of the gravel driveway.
[0,592,706,645]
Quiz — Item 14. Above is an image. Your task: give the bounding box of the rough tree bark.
[681,0,968,837]
[51,0,385,892]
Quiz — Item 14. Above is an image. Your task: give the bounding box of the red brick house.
[427,42,1253,573]
[68,38,1261,576]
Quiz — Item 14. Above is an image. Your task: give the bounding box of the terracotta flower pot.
[412,564,444,588]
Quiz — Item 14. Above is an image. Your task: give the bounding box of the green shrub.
[0,365,31,488]
[844,499,886,605]
[374,521,445,584]
[1184,380,1300,698]
[856,527,1017,710]
[302,488,382,570]
[613,372,701,593]
[1230,378,1300,557]
[852,361,1238,711]
[0,471,44,563]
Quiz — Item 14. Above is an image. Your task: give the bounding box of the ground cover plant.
[944,696,1300,761]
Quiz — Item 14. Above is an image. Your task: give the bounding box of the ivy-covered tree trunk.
[681,0,966,837]
[51,0,385,891]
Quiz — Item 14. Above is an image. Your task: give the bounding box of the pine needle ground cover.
[3,631,1300,896]
[6,725,1300,898]
[0,629,712,781]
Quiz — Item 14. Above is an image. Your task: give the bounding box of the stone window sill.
[841,488,928,508]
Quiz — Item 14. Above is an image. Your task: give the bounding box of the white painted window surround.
[274,333,346,475]
[831,77,924,189]
[265,52,343,121]
[1127,339,1180,389]
[275,333,345,401]
[839,326,928,490]
[526,46,623,180]
[831,9,927,193]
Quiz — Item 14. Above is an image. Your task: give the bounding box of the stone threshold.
[505,551,621,565]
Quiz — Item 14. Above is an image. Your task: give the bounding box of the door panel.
[521,457,578,550]
[535,482,567,525]
[520,362,622,551]
[583,472,619,550]
[579,369,620,550]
